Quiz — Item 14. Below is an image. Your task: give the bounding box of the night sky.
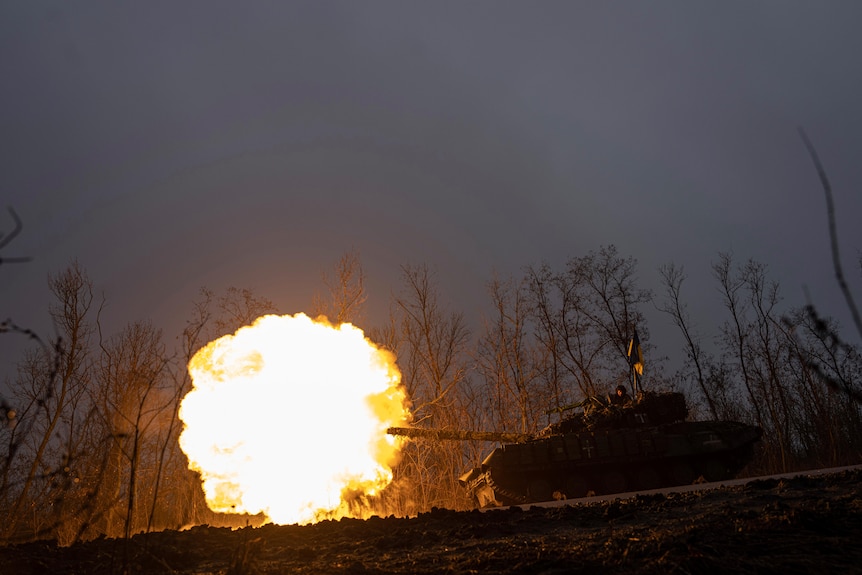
[3,2,862,369]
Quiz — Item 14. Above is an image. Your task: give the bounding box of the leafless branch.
[0,206,32,264]
[798,127,862,340]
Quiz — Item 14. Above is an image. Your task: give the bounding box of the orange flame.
[178,313,409,525]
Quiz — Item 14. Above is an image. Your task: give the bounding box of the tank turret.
[388,391,762,507]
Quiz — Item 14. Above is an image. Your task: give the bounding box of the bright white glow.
[178,313,409,525]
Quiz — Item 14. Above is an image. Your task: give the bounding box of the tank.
[388,391,762,507]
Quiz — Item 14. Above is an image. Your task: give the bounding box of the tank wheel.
[634,467,661,490]
[599,471,627,495]
[565,475,589,498]
[703,459,729,482]
[668,462,696,486]
[528,479,553,502]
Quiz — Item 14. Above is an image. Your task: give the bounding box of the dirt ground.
[2,468,860,575]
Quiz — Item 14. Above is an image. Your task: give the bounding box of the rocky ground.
[1,468,860,574]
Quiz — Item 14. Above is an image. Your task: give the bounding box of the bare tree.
[710,249,862,473]
[475,274,548,434]
[744,260,795,471]
[164,291,212,530]
[575,245,651,365]
[390,264,473,511]
[2,262,96,541]
[2,279,283,544]
[213,287,279,338]
[394,264,470,423]
[312,249,367,325]
[713,253,763,428]
[93,321,171,542]
[523,262,575,412]
[782,308,862,467]
[658,263,720,419]
[524,246,651,405]
[1,207,57,520]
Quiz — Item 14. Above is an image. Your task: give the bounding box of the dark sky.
[3,2,862,365]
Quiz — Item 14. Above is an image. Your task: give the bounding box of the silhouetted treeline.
[0,261,279,545]
[391,247,862,514]
[2,241,861,543]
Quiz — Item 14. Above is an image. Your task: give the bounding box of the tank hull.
[459,419,762,507]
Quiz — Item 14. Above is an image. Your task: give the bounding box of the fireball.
[178,313,409,525]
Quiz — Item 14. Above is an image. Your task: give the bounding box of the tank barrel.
[386,427,532,443]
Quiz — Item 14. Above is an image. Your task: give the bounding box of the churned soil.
[2,468,861,574]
